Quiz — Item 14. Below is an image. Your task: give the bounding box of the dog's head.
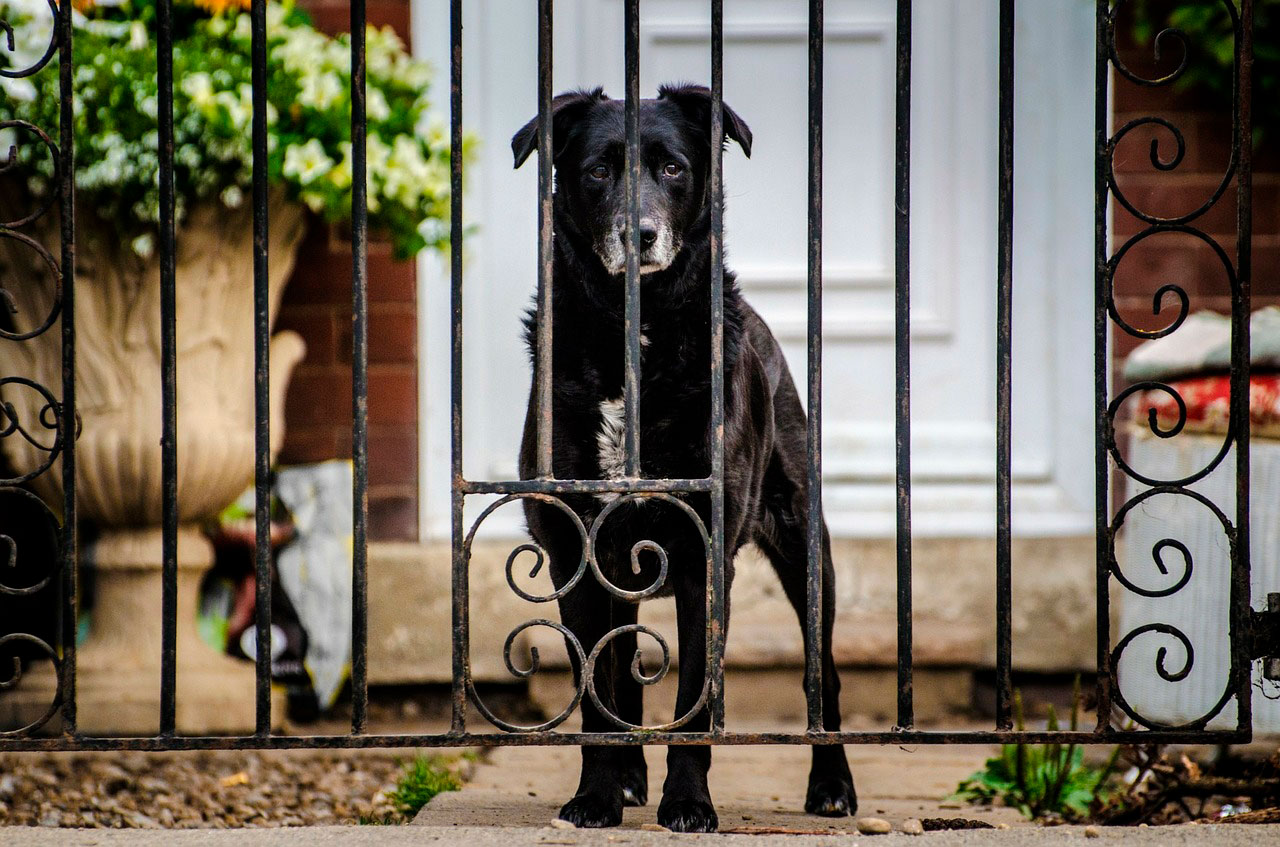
[512,84,751,276]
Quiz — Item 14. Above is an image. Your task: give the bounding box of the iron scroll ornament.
[463,491,713,732]
[0,0,67,737]
[1102,0,1248,731]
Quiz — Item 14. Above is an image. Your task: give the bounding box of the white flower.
[181,73,216,110]
[297,69,343,111]
[129,20,147,50]
[131,233,154,259]
[367,88,391,122]
[282,139,334,186]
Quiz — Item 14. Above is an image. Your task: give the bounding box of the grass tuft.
[386,755,463,819]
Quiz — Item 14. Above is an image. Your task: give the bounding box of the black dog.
[512,85,855,833]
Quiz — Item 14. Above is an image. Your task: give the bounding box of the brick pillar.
[276,0,420,541]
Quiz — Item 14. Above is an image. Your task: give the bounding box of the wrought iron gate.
[0,0,1274,753]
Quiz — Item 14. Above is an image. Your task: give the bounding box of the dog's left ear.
[657,83,752,158]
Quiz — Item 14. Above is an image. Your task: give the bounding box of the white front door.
[413,0,1097,541]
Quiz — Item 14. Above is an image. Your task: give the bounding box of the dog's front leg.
[555,578,633,828]
[657,568,719,833]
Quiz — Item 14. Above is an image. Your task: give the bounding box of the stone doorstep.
[367,535,1098,689]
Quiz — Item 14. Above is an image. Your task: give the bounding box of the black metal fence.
[0,0,1272,752]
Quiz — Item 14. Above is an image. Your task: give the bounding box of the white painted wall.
[412,0,1097,541]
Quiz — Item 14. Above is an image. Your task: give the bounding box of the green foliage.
[385,755,461,819]
[0,0,465,258]
[1128,0,1280,137]
[950,685,1123,821]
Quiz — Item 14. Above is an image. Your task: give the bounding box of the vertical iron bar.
[251,0,273,736]
[709,0,727,734]
[535,0,554,478]
[994,0,1015,732]
[350,0,370,736]
[804,0,824,734]
[449,0,467,734]
[1092,0,1113,732]
[156,0,179,738]
[1232,0,1253,735]
[623,0,642,478]
[57,0,77,735]
[893,0,914,731]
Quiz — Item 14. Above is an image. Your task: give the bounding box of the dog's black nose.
[639,224,658,249]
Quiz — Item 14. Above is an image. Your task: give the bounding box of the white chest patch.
[596,397,627,503]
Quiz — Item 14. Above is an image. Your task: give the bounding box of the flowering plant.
[0,0,459,258]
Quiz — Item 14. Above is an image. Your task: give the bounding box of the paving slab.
[414,742,1026,833]
[6,823,1280,847]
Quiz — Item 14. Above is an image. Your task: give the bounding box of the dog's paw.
[619,769,648,807]
[657,797,719,833]
[805,777,858,817]
[558,794,623,828]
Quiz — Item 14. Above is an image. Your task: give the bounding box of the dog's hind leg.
[656,566,720,833]
[756,501,858,817]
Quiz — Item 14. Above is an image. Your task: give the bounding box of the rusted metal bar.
[350,0,370,736]
[893,0,914,732]
[535,0,554,479]
[156,0,179,739]
[251,0,273,736]
[804,0,825,735]
[449,0,467,736]
[0,728,1251,753]
[623,0,642,478]
[994,0,1015,732]
[1092,0,1113,734]
[709,0,728,734]
[1231,0,1253,735]
[57,0,78,736]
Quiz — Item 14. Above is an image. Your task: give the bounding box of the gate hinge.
[1250,592,1280,681]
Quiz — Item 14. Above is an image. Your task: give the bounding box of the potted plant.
[0,0,455,733]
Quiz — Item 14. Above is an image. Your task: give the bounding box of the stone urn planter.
[0,193,308,734]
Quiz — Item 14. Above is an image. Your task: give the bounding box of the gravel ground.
[0,750,474,829]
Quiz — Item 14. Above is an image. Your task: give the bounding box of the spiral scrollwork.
[0,633,61,737]
[1102,0,1247,734]
[1111,623,1236,731]
[0,377,64,484]
[1109,487,1233,600]
[0,120,61,228]
[0,488,59,597]
[466,619,587,733]
[464,494,589,603]
[0,0,58,80]
[1104,1,1239,227]
[586,493,711,602]
[583,623,709,732]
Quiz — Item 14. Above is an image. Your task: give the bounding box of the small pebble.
[996,823,1012,830]
[641,823,671,832]
[1085,825,1101,838]
[550,818,576,829]
[856,817,893,835]
[900,818,924,835]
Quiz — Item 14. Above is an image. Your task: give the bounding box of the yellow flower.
[191,0,251,14]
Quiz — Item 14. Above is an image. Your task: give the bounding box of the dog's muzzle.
[598,216,679,275]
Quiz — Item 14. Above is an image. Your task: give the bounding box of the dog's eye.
[588,165,609,180]
[662,162,683,177]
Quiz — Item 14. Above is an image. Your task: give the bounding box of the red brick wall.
[276,0,419,541]
[1111,34,1280,379]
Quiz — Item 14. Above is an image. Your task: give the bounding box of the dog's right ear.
[511,87,609,169]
